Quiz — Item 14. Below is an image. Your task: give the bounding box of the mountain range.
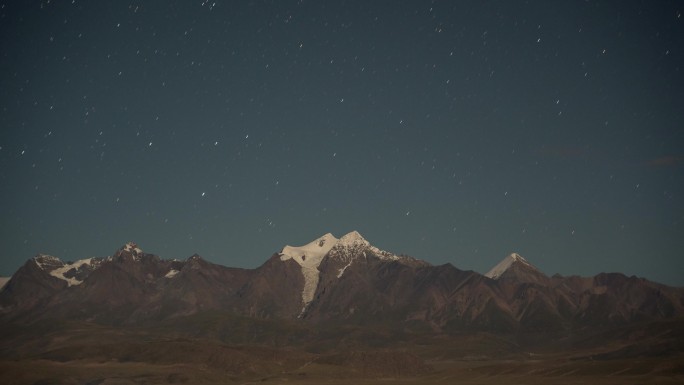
[1,231,683,383]
[2,231,681,331]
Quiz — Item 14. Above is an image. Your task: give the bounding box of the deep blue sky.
[1,1,683,285]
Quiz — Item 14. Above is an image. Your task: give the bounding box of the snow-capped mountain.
[485,252,529,279]
[34,254,103,287]
[25,242,147,288]
[280,233,338,310]
[279,231,426,314]
[485,252,549,284]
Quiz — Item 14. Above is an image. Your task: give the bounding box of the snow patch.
[485,252,530,279]
[280,233,338,267]
[124,242,142,253]
[123,242,144,260]
[49,258,95,286]
[165,269,180,278]
[337,260,353,278]
[371,246,400,261]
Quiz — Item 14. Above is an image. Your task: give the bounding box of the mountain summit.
[486,253,532,279]
[485,252,548,283]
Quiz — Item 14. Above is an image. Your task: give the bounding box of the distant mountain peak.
[186,254,206,267]
[337,231,370,247]
[280,231,382,269]
[33,254,63,270]
[485,252,538,280]
[31,254,101,287]
[328,231,378,263]
[279,231,404,315]
[112,242,145,262]
[278,231,429,315]
[122,242,143,254]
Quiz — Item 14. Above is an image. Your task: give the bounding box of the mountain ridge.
[1,232,683,335]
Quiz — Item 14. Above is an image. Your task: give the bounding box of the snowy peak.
[337,231,370,248]
[280,230,427,268]
[278,230,394,313]
[328,230,411,266]
[280,231,379,268]
[113,242,145,261]
[279,231,429,312]
[485,252,523,279]
[485,252,542,281]
[507,252,530,267]
[33,254,64,270]
[122,242,143,255]
[327,231,374,262]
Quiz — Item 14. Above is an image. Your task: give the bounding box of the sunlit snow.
[280,233,338,309]
[165,269,180,278]
[485,253,530,279]
[49,258,95,286]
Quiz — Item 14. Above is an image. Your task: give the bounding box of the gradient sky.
[1,1,683,285]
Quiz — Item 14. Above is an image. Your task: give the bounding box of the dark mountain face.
[1,234,683,337]
[234,254,306,319]
[0,256,68,314]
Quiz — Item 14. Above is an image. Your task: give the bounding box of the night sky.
[1,1,683,285]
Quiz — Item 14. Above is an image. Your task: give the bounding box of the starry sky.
[1,1,683,285]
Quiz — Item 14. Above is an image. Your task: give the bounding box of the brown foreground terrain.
[1,316,683,385]
[1,354,683,385]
